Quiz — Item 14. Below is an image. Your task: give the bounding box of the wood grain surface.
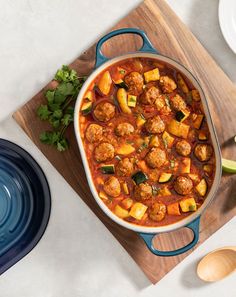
[13,0,236,284]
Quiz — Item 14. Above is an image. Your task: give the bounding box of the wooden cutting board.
[13,0,236,284]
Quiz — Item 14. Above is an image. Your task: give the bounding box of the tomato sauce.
[79,57,216,227]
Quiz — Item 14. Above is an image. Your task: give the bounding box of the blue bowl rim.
[0,138,51,275]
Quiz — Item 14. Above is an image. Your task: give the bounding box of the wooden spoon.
[197,246,236,282]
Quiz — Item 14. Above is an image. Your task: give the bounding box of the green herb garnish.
[37,65,86,151]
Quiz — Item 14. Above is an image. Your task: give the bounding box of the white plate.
[219,0,236,54]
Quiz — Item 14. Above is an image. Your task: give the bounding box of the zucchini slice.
[136,114,146,127]
[175,110,190,122]
[127,94,137,107]
[158,172,172,183]
[116,143,135,155]
[81,101,92,115]
[100,164,115,174]
[203,164,213,177]
[181,157,191,174]
[129,202,147,220]
[117,88,132,114]
[162,131,175,148]
[167,119,190,139]
[122,182,129,195]
[84,90,93,101]
[98,70,112,95]
[150,135,160,147]
[180,198,197,212]
[114,205,129,219]
[132,171,148,185]
[193,114,204,129]
[114,79,129,90]
[196,178,207,196]
[99,191,108,200]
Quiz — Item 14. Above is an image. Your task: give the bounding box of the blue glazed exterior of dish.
[94,28,207,257]
[0,139,51,274]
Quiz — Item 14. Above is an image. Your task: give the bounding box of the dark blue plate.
[0,139,51,274]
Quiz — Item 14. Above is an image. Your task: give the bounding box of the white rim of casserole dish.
[74,52,222,234]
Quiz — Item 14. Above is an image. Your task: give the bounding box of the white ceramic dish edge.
[74,52,222,234]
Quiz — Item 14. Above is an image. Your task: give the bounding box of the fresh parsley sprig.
[37,65,86,151]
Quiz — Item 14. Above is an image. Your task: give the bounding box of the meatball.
[149,202,166,221]
[134,182,152,201]
[103,176,121,197]
[176,140,191,156]
[140,86,160,105]
[124,71,144,95]
[194,144,213,162]
[145,115,165,134]
[159,76,177,93]
[85,124,103,143]
[115,122,134,136]
[170,94,186,111]
[116,158,134,176]
[94,102,115,122]
[145,148,166,168]
[94,142,114,162]
[174,176,193,195]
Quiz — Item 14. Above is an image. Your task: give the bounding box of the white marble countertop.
[0,0,235,296]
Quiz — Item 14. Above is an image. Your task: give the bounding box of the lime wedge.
[222,158,236,173]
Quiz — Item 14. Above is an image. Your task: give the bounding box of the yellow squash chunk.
[167,202,181,215]
[144,68,160,83]
[127,94,137,107]
[159,172,172,183]
[188,174,200,183]
[203,164,213,177]
[114,205,129,219]
[121,198,133,210]
[167,119,190,139]
[117,88,132,114]
[136,114,146,127]
[158,186,171,196]
[177,74,189,93]
[196,178,207,196]
[180,198,197,212]
[162,131,175,148]
[98,70,112,95]
[191,89,201,101]
[198,131,208,140]
[150,135,160,147]
[99,191,108,200]
[129,202,148,220]
[193,114,204,129]
[116,143,135,155]
[181,157,191,174]
[84,90,93,101]
[122,182,129,195]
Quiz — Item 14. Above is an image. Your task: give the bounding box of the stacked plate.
[219,0,236,54]
[0,139,51,274]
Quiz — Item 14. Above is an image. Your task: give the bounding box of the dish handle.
[95,28,158,68]
[139,216,200,257]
